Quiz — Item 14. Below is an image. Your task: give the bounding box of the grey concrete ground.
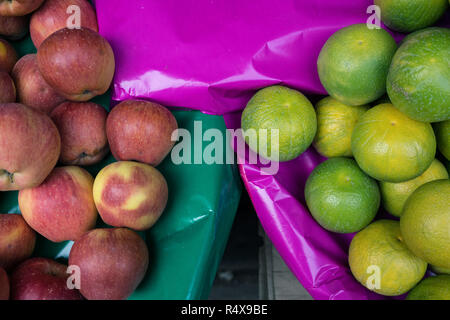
[209,191,312,300]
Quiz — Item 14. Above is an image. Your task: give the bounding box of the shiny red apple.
[12,54,65,114]
[0,214,36,271]
[50,102,109,165]
[19,166,98,242]
[69,228,149,300]
[0,71,16,103]
[0,267,9,300]
[0,103,61,191]
[0,38,18,73]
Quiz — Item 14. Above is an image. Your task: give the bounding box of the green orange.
[241,85,317,162]
[305,157,379,233]
[400,179,450,269]
[434,120,450,160]
[406,275,450,300]
[380,159,448,217]
[351,103,436,182]
[317,24,397,106]
[313,97,369,158]
[375,0,448,33]
[349,220,427,296]
[387,27,450,123]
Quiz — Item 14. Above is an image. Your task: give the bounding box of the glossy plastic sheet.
[94,0,448,299]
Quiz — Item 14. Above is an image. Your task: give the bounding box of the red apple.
[69,228,149,300]
[12,54,65,114]
[0,103,61,191]
[93,161,168,231]
[0,0,45,16]
[10,257,83,300]
[0,71,16,103]
[19,166,98,242]
[30,0,98,48]
[0,15,28,40]
[37,28,115,101]
[50,102,109,165]
[0,214,36,271]
[0,38,18,73]
[0,267,9,300]
[107,100,178,166]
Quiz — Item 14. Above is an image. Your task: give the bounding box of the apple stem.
[1,170,14,184]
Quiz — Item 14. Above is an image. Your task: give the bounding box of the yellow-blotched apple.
[19,166,98,242]
[30,0,98,48]
[0,103,60,191]
[37,28,115,102]
[50,102,108,165]
[106,100,178,166]
[69,228,149,300]
[0,214,36,271]
[12,54,65,114]
[93,161,168,231]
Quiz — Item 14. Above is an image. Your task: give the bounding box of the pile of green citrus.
[241,1,449,299]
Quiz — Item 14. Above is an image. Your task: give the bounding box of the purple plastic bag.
[94,0,445,299]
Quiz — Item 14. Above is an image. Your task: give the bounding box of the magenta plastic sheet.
[94,0,446,299]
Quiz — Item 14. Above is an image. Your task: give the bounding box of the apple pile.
[0,0,178,300]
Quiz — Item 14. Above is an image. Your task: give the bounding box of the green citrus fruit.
[374,0,448,33]
[241,85,317,162]
[352,103,436,182]
[317,24,397,106]
[400,179,450,269]
[313,97,369,158]
[434,120,450,160]
[387,27,450,123]
[431,265,450,275]
[305,157,380,233]
[406,275,450,300]
[349,220,427,296]
[380,159,448,217]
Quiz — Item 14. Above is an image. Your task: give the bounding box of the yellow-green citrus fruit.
[431,265,450,275]
[305,157,380,233]
[406,275,450,300]
[375,0,448,33]
[317,24,397,106]
[387,27,450,123]
[349,220,427,296]
[313,97,369,158]
[434,120,450,160]
[380,159,448,217]
[400,179,450,269]
[352,103,436,183]
[241,85,317,162]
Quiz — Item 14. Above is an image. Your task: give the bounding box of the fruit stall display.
[0,0,241,300]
